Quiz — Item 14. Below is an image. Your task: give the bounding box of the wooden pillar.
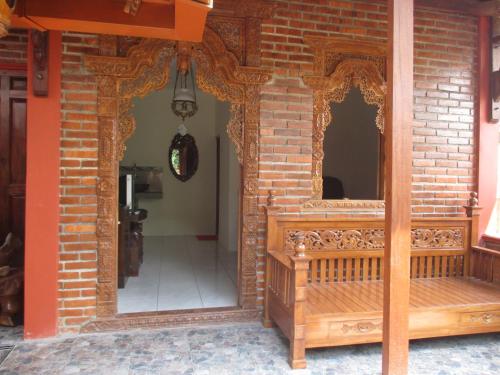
[383,0,414,374]
[24,31,62,338]
[477,16,498,239]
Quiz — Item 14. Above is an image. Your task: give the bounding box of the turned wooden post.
[464,192,482,277]
[289,232,311,369]
[263,190,281,328]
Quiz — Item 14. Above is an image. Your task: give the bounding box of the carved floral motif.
[302,199,385,211]
[468,312,497,325]
[285,229,386,251]
[284,227,465,252]
[341,320,382,334]
[412,228,464,249]
[207,17,245,63]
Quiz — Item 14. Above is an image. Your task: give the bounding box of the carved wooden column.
[94,35,120,318]
[240,84,260,308]
[95,75,119,318]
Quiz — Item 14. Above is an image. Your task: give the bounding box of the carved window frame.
[83,27,272,324]
[302,36,387,212]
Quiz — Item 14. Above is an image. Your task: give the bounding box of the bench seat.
[306,278,500,316]
[264,212,500,368]
[304,278,500,349]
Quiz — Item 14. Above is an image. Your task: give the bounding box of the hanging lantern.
[171,48,198,121]
[0,1,16,38]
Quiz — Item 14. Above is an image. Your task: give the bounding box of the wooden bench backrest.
[266,214,473,283]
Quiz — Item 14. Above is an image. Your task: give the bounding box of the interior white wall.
[322,87,380,200]
[121,62,239,241]
[216,102,240,253]
[122,68,216,236]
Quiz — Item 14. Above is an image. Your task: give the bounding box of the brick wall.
[256,0,478,305]
[0,29,27,66]
[58,33,100,333]
[51,1,479,331]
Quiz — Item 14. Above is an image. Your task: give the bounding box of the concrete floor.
[0,323,498,375]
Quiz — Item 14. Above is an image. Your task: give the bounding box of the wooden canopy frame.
[83,26,272,325]
[302,36,387,211]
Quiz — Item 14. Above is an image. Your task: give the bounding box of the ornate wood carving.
[82,308,261,333]
[302,36,387,201]
[124,0,142,15]
[98,35,118,57]
[208,0,277,66]
[84,25,272,318]
[207,16,245,64]
[341,320,382,334]
[31,30,49,97]
[284,227,465,252]
[302,199,385,211]
[0,0,14,38]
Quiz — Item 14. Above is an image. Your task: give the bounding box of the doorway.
[84,32,270,325]
[117,61,240,313]
[0,70,27,327]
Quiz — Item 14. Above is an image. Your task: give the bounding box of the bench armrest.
[472,246,500,258]
[268,250,293,269]
[471,246,500,283]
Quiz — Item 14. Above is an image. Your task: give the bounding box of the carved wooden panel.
[31,30,49,97]
[302,36,387,201]
[84,25,272,318]
[207,16,245,64]
[284,227,465,252]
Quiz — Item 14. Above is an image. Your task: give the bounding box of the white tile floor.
[117,236,238,313]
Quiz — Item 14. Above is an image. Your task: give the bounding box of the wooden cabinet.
[118,207,147,288]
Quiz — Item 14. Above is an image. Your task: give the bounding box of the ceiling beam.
[11,0,211,41]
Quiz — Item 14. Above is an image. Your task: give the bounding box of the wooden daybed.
[263,201,500,369]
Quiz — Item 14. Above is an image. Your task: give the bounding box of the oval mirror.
[168,133,199,182]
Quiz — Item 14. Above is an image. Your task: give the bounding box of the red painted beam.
[477,16,499,240]
[24,31,61,339]
[12,0,211,41]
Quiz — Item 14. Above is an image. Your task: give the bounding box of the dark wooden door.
[0,71,27,266]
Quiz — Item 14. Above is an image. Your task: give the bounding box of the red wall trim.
[477,16,498,240]
[24,31,61,339]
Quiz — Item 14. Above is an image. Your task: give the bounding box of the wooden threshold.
[81,306,261,333]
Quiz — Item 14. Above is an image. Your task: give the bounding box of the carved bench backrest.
[266,214,472,283]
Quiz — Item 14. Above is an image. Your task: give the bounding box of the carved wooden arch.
[84,26,272,318]
[302,36,387,205]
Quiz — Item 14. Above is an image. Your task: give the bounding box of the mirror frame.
[168,133,199,182]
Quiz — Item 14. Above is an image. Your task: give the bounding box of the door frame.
[81,28,271,331]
